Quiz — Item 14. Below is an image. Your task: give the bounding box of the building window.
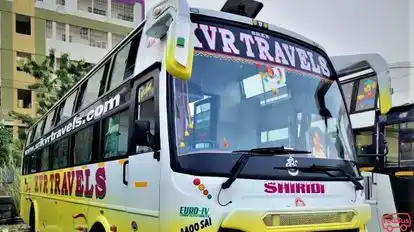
[16,14,31,35]
[70,25,108,49]
[80,28,89,40]
[112,33,124,47]
[78,0,108,16]
[56,0,65,5]
[69,25,89,45]
[46,20,53,39]
[92,0,108,16]
[16,52,31,71]
[56,22,66,41]
[17,89,32,108]
[90,29,107,48]
[111,0,134,22]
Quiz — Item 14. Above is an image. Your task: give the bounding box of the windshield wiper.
[221,146,311,189]
[274,164,364,190]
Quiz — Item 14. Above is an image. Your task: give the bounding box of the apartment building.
[0,0,144,139]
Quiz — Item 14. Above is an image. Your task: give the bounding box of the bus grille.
[263,211,355,227]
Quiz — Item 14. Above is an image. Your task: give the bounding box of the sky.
[182,0,412,65]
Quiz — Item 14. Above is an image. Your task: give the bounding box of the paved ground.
[0,223,29,232]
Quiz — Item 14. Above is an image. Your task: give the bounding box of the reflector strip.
[395,171,414,176]
[360,167,374,172]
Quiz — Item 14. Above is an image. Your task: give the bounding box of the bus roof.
[27,5,329,132]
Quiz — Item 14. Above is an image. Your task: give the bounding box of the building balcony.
[35,0,143,27]
[46,38,108,64]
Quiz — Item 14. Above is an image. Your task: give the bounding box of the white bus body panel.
[362,172,399,232]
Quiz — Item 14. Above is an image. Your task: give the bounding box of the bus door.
[333,53,394,232]
[334,53,392,159]
[123,67,161,230]
[333,53,392,130]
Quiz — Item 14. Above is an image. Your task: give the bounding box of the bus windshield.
[170,17,357,178]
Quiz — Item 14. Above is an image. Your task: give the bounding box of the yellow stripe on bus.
[360,167,374,172]
[118,159,128,165]
[395,171,414,176]
[134,181,148,188]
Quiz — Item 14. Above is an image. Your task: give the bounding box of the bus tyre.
[90,223,106,232]
[401,225,408,231]
[29,205,35,232]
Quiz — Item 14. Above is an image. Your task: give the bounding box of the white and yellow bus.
[20,0,393,231]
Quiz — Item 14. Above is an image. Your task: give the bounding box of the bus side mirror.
[134,120,155,149]
[145,0,194,80]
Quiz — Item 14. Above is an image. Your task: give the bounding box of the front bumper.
[220,204,371,232]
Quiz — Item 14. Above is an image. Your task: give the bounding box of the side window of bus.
[72,125,96,165]
[25,129,33,147]
[33,119,45,141]
[29,125,37,145]
[53,104,64,126]
[58,90,77,124]
[40,147,50,171]
[22,156,29,175]
[108,32,141,91]
[29,154,37,174]
[78,64,108,111]
[103,111,129,158]
[51,138,69,169]
[43,109,55,134]
[136,79,155,153]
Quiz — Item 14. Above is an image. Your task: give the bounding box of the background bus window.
[73,126,94,165]
[33,119,45,141]
[29,154,37,174]
[51,138,69,169]
[109,33,140,91]
[79,65,106,110]
[355,76,378,112]
[103,111,129,158]
[53,104,64,126]
[399,122,414,166]
[59,90,77,123]
[385,124,399,166]
[28,125,37,145]
[40,147,49,171]
[341,81,354,111]
[43,110,55,134]
[22,156,29,175]
[25,129,33,147]
[355,129,373,154]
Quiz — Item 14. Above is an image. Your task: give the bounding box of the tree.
[0,124,12,166]
[10,49,92,127]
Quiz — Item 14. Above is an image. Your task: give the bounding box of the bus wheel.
[90,223,106,232]
[29,205,35,232]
